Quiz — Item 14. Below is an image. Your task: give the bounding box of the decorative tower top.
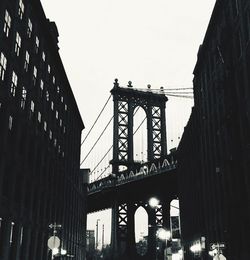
[127,81,133,88]
[114,78,119,88]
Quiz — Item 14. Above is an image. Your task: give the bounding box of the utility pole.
[96,219,100,250]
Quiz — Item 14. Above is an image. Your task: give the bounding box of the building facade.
[178,0,250,259]
[0,0,86,259]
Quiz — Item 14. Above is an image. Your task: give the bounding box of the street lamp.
[190,237,205,258]
[148,197,159,208]
[157,228,171,241]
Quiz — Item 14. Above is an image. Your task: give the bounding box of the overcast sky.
[41,0,216,245]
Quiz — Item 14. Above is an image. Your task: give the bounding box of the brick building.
[0,0,87,259]
[178,0,250,259]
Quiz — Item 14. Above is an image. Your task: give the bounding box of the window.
[52,76,56,84]
[10,222,14,243]
[3,10,11,37]
[38,112,41,122]
[49,130,52,139]
[55,110,58,119]
[0,52,7,81]
[44,121,47,131]
[15,32,21,56]
[46,91,49,101]
[10,71,18,97]
[9,116,13,130]
[54,138,57,147]
[61,96,64,103]
[27,19,32,38]
[60,119,62,127]
[63,126,66,134]
[18,0,25,19]
[21,86,27,109]
[20,227,23,246]
[30,100,35,113]
[42,51,46,61]
[57,86,60,94]
[65,104,67,111]
[51,101,54,111]
[48,64,51,73]
[24,51,29,71]
[40,79,44,97]
[40,79,44,91]
[33,66,37,85]
[35,36,39,53]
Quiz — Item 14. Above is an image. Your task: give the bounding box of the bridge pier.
[111,201,136,260]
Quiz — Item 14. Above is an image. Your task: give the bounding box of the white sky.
[41,0,216,246]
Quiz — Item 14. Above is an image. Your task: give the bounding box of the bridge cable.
[164,91,193,95]
[81,94,112,146]
[80,116,113,166]
[90,146,113,175]
[165,93,194,99]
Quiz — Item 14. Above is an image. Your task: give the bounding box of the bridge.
[85,79,192,260]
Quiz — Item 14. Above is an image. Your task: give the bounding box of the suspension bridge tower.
[110,79,171,260]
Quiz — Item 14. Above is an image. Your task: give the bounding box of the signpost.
[48,223,62,260]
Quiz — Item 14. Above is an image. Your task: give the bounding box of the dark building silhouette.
[0,0,86,259]
[178,0,250,259]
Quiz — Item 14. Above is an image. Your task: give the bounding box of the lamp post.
[96,219,100,250]
[102,224,105,250]
[48,223,62,260]
[156,228,172,260]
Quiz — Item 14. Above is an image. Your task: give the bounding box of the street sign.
[48,236,60,250]
[211,243,225,250]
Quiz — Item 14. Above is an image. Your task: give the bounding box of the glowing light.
[52,248,59,255]
[148,197,159,208]
[172,253,182,260]
[190,242,202,253]
[61,248,67,255]
[157,228,171,241]
[178,249,183,257]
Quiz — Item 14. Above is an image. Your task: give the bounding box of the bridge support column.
[111,201,136,260]
[162,201,171,260]
[148,206,157,260]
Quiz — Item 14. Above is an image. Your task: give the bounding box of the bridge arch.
[134,206,148,256]
[133,105,148,163]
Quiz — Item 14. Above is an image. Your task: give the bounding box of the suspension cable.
[90,145,113,175]
[96,165,111,181]
[81,94,112,146]
[133,116,147,135]
[80,116,113,166]
[165,93,194,99]
[164,91,193,95]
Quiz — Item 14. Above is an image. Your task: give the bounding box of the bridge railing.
[87,157,177,195]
